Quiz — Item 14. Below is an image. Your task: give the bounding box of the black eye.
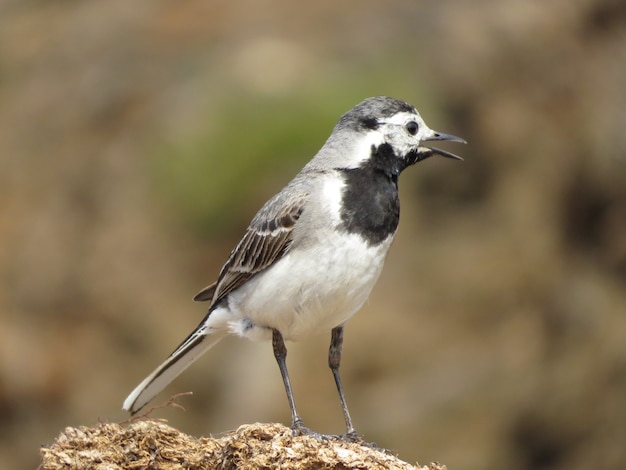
[406,121,419,135]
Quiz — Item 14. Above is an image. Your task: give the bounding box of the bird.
[122,96,465,438]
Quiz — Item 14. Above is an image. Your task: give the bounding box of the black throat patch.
[338,143,405,245]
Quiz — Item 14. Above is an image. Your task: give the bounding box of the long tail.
[123,319,227,414]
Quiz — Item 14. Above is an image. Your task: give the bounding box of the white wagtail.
[123,96,465,437]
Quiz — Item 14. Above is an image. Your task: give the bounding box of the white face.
[378,110,437,156]
[346,111,437,168]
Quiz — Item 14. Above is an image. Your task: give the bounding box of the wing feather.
[193,195,306,306]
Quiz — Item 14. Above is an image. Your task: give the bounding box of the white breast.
[228,232,393,341]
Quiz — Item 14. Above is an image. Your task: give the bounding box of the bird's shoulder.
[248,176,311,231]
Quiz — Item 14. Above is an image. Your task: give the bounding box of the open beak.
[421,131,466,161]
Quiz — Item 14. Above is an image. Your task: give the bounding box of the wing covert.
[194,195,306,306]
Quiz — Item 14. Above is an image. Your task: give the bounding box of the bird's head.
[329,96,465,175]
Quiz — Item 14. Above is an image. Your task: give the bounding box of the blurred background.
[1,1,625,469]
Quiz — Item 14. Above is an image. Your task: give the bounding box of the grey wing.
[193,192,306,305]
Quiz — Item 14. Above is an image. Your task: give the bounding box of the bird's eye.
[406,121,419,136]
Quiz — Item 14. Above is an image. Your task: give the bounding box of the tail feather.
[123,328,226,414]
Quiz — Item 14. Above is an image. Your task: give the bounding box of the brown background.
[1,1,625,469]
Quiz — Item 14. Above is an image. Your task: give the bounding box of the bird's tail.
[122,318,227,414]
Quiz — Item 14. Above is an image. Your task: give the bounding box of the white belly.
[226,232,393,341]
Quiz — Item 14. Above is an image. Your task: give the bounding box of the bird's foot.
[338,430,363,443]
[291,420,328,441]
[291,423,378,447]
[334,430,378,448]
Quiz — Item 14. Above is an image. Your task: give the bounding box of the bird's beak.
[421,131,466,161]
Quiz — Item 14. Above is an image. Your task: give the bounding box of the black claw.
[341,431,362,442]
[291,423,328,441]
[289,426,379,447]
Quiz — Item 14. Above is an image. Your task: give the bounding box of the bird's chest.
[335,168,400,245]
[231,231,392,341]
[276,232,393,339]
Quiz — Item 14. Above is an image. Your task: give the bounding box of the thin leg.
[329,326,357,437]
[272,329,306,433]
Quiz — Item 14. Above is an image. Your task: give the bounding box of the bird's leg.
[329,326,359,439]
[272,328,308,435]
